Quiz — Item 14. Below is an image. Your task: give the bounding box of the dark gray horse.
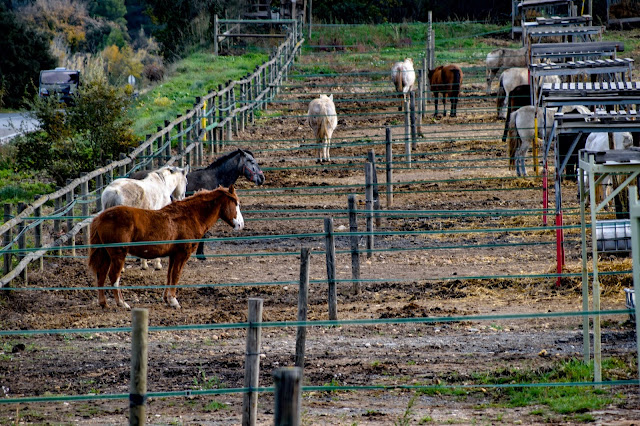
[129,148,265,258]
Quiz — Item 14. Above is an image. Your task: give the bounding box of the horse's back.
[430,65,463,93]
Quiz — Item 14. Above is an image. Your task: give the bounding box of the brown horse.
[428,64,463,118]
[88,186,244,309]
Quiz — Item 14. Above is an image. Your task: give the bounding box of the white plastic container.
[595,219,631,252]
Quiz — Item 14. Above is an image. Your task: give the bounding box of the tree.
[17,74,138,185]
[0,4,57,108]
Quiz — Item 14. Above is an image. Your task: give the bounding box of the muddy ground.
[1,41,640,425]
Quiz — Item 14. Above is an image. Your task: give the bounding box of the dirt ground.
[1,42,640,425]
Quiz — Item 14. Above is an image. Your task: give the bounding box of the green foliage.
[193,369,226,390]
[0,4,57,109]
[130,51,267,136]
[473,358,627,415]
[15,74,137,186]
[87,0,127,23]
[203,400,229,412]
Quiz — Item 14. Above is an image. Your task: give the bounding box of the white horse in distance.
[307,94,338,162]
[391,58,416,110]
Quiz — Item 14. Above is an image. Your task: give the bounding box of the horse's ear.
[228,185,235,195]
[329,94,333,101]
[184,164,190,174]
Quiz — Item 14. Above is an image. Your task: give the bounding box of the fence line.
[0,20,305,288]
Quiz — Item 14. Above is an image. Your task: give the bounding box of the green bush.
[17,74,137,186]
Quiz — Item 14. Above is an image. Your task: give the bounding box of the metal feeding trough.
[595,219,631,252]
[624,288,636,322]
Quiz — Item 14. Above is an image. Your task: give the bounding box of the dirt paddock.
[1,49,639,425]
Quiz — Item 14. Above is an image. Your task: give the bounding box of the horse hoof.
[117,301,131,310]
[141,263,149,271]
[154,264,162,270]
[168,297,181,309]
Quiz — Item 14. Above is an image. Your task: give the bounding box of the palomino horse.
[307,94,338,162]
[391,58,416,110]
[130,148,264,259]
[102,165,189,270]
[485,46,527,94]
[89,186,244,309]
[428,64,463,118]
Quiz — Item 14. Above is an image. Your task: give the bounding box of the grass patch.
[130,51,267,137]
[472,358,629,415]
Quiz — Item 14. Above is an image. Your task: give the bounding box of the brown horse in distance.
[88,186,244,309]
[428,64,463,118]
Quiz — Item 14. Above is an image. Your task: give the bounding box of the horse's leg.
[324,136,330,162]
[92,250,111,308]
[164,250,192,309]
[107,250,130,309]
[433,94,439,117]
[195,240,206,260]
[442,95,448,117]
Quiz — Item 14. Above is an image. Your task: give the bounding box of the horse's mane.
[162,187,236,212]
[205,149,256,170]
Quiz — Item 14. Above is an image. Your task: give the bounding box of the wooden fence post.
[130,308,148,426]
[80,173,89,245]
[96,174,103,213]
[53,189,61,257]
[3,204,12,276]
[423,56,429,118]
[17,203,26,282]
[34,196,43,270]
[273,367,302,426]
[324,218,337,320]
[66,180,75,257]
[119,153,127,178]
[410,91,417,150]
[348,195,360,295]
[367,149,381,227]
[213,14,219,56]
[385,127,394,208]
[365,163,374,259]
[164,120,172,163]
[177,117,184,167]
[404,98,411,168]
[185,115,193,168]
[295,247,310,371]
[242,298,263,426]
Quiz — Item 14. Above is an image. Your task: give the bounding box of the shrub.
[143,62,165,82]
[19,73,137,185]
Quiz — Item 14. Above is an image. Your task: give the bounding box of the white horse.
[101,165,189,270]
[307,94,338,162]
[391,58,416,110]
[507,105,591,176]
[497,68,561,119]
[485,46,528,94]
[582,132,633,204]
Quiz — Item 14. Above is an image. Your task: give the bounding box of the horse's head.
[239,150,265,186]
[168,165,189,201]
[218,185,244,231]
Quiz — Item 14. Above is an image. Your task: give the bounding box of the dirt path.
[1,47,639,425]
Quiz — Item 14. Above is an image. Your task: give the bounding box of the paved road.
[0,112,40,143]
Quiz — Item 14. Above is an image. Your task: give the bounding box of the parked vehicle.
[38,68,80,105]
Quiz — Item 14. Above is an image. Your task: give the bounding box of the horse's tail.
[506,113,519,170]
[88,221,110,276]
[394,67,404,92]
[451,68,462,92]
[496,76,506,117]
[101,188,123,210]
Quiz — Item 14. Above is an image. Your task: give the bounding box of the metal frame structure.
[525,24,603,44]
[579,151,640,384]
[514,0,576,39]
